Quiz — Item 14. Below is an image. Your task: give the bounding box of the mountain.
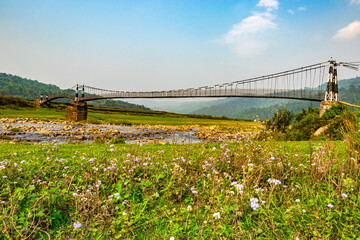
[0,73,150,110]
[157,76,360,120]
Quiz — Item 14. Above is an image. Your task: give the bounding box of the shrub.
[287,106,323,140]
[94,137,105,144]
[109,137,126,144]
[10,127,20,132]
[322,104,354,140]
[265,108,294,133]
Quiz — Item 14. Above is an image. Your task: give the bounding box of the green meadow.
[0,137,358,239]
[1,101,359,239]
[0,104,258,131]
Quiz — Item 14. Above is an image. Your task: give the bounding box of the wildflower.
[250,198,259,211]
[110,149,114,152]
[234,184,244,193]
[302,209,306,213]
[267,178,281,185]
[170,237,175,240]
[341,193,348,198]
[1,201,5,204]
[13,153,17,156]
[3,176,7,179]
[295,199,300,203]
[187,205,192,211]
[213,212,220,219]
[328,203,334,208]
[14,163,17,168]
[73,221,82,229]
[229,191,235,195]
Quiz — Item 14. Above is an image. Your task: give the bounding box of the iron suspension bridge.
[40,59,359,104]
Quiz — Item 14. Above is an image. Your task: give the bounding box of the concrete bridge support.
[320,101,338,117]
[66,101,87,121]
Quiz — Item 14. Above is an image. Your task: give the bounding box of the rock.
[75,135,84,141]
[314,126,328,137]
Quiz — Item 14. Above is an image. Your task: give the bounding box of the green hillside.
[189,76,360,120]
[0,73,61,98]
[0,73,150,110]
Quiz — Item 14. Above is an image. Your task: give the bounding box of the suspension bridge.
[38,59,359,121]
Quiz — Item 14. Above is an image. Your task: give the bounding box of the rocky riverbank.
[0,118,239,144]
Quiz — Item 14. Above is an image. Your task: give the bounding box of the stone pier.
[320,101,338,117]
[66,101,87,121]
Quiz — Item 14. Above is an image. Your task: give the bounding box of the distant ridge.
[158,77,360,120]
[0,73,150,110]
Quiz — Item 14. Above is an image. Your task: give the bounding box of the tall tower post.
[321,58,339,116]
[67,84,87,121]
[81,85,85,98]
[333,63,338,101]
[75,84,79,102]
[324,58,338,101]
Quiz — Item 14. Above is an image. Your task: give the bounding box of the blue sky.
[0,0,359,92]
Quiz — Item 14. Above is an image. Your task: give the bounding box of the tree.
[266,108,294,132]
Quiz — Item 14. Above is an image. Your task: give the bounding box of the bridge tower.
[320,58,339,116]
[82,85,85,98]
[66,84,88,121]
[38,92,50,107]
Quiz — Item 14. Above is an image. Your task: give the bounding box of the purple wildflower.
[73,221,82,229]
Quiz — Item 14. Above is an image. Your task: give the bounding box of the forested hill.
[0,73,150,110]
[185,76,360,120]
[0,73,61,99]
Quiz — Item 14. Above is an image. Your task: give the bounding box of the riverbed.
[0,118,206,144]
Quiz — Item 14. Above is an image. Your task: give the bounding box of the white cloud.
[350,0,360,4]
[288,9,294,14]
[225,14,276,41]
[298,7,306,11]
[222,0,279,57]
[333,20,360,40]
[224,13,277,57]
[257,0,279,10]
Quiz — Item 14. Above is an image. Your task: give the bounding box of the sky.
[0,0,359,93]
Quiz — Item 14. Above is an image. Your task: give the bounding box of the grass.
[1,98,359,238]
[0,104,259,133]
[0,137,358,239]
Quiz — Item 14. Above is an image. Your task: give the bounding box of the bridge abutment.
[320,101,338,117]
[66,101,87,121]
